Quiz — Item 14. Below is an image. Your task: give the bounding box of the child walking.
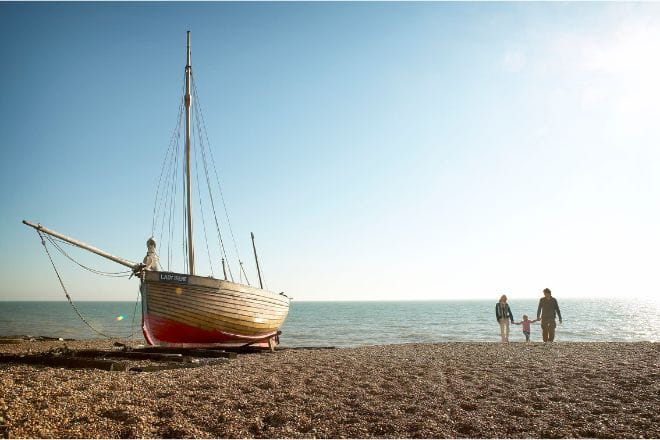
[513,315,539,342]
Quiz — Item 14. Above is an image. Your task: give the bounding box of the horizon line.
[0,295,647,303]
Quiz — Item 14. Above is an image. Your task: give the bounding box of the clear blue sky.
[1,2,659,301]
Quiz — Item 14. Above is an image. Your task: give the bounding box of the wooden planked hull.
[140,271,290,348]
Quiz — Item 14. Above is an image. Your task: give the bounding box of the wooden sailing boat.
[23,32,290,349]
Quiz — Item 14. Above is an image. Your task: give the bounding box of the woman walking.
[495,294,515,343]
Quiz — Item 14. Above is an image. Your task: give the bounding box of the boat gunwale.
[145,279,290,310]
[144,270,289,305]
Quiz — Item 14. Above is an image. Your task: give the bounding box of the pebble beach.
[0,340,658,438]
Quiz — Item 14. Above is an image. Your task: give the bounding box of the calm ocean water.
[0,298,658,346]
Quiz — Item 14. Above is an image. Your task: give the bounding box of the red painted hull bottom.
[142,313,278,348]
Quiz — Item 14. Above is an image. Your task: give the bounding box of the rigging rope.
[153,72,186,271]
[150,70,267,284]
[152,94,185,237]
[168,141,180,271]
[182,141,189,274]
[192,75,242,279]
[192,82,234,281]
[193,118,215,277]
[239,260,250,286]
[167,107,183,271]
[46,236,131,278]
[36,231,139,340]
[128,285,141,340]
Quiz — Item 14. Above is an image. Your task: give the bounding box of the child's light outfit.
[514,318,538,342]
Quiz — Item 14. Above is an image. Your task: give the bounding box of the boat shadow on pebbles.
[0,341,236,373]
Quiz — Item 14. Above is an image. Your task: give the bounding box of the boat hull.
[140,271,290,348]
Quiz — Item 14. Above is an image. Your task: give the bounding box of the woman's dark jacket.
[495,302,514,323]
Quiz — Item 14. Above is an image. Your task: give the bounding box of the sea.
[0,298,658,346]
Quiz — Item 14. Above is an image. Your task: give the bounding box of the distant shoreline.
[1,340,658,438]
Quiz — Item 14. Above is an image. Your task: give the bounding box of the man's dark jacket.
[537,296,562,321]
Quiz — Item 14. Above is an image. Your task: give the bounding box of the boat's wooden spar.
[140,271,290,346]
[22,220,140,270]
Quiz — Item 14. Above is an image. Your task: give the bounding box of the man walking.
[537,288,562,342]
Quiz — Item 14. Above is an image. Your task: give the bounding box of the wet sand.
[0,340,658,438]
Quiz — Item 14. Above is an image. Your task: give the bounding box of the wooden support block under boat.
[0,354,128,371]
[0,336,76,344]
[0,339,24,345]
[71,350,188,362]
[128,358,229,372]
[0,346,234,372]
[128,347,237,358]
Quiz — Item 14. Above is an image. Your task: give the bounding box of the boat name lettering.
[159,273,189,284]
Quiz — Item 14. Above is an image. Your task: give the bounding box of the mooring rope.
[36,231,140,340]
[128,285,141,340]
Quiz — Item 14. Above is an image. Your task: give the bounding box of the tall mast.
[184,31,195,275]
